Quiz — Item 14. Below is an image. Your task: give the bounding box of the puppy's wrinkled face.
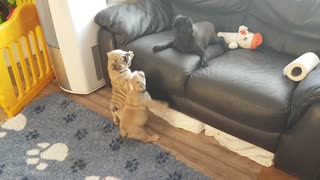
[107,50,134,71]
[172,15,193,35]
[131,71,146,92]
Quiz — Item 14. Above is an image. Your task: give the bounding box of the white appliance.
[36,0,107,94]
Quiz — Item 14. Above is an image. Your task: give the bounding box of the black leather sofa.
[94,0,320,179]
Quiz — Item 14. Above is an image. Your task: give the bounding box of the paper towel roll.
[283,52,320,81]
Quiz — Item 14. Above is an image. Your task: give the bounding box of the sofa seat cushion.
[186,48,298,133]
[124,31,223,99]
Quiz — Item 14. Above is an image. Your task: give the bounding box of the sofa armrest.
[288,65,320,128]
[94,0,173,48]
[275,102,320,180]
[98,28,117,87]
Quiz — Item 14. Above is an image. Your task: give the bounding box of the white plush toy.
[217,25,263,49]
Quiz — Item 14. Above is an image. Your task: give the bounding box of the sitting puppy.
[153,15,227,68]
[120,71,168,143]
[107,49,135,125]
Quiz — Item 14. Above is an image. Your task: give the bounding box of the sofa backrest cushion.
[94,0,173,47]
[244,0,320,56]
[170,0,249,32]
[172,0,248,13]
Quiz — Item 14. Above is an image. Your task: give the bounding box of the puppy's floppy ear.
[137,71,145,78]
[172,15,184,26]
[131,71,138,80]
[107,51,113,58]
[186,17,193,26]
[107,51,116,66]
[173,15,183,22]
[128,51,134,60]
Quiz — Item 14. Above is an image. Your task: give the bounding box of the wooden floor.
[0,79,298,180]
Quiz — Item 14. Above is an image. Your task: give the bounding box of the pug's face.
[131,71,146,92]
[107,50,134,71]
[172,15,194,35]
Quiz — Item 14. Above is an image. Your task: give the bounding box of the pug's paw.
[200,60,209,68]
[152,46,162,53]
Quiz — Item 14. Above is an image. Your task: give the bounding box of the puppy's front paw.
[200,61,209,68]
[229,42,238,49]
[152,46,161,53]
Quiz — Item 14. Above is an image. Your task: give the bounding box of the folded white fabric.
[151,106,274,166]
[204,125,274,167]
[149,107,204,134]
[283,52,320,81]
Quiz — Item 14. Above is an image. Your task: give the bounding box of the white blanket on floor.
[149,107,274,167]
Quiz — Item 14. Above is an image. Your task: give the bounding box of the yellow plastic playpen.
[0,1,55,117]
[16,0,35,6]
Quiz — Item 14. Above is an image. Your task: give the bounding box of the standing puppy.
[107,49,134,125]
[120,71,168,142]
[153,15,227,68]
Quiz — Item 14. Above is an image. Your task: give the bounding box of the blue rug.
[0,93,209,180]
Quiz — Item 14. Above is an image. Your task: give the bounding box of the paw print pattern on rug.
[25,130,40,141]
[71,159,86,173]
[34,105,46,114]
[156,152,170,166]
[74,129,88,140]
[103,123,115,133]
[26,143,68,171]
[124,158,139,173]
[109,137,124,151]
[0,164,5,175]
[167,171,182,180]
[63,113,77,123]
[0,114,27,139]
[85,176,121,180]
[60,100,72,108]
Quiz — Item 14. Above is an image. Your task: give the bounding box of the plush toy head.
[217,25,263,49]
[107,49,134,71]
[238,25,263,49]
[131,71,146,92]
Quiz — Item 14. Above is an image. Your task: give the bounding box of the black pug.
[153,15,227,68]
